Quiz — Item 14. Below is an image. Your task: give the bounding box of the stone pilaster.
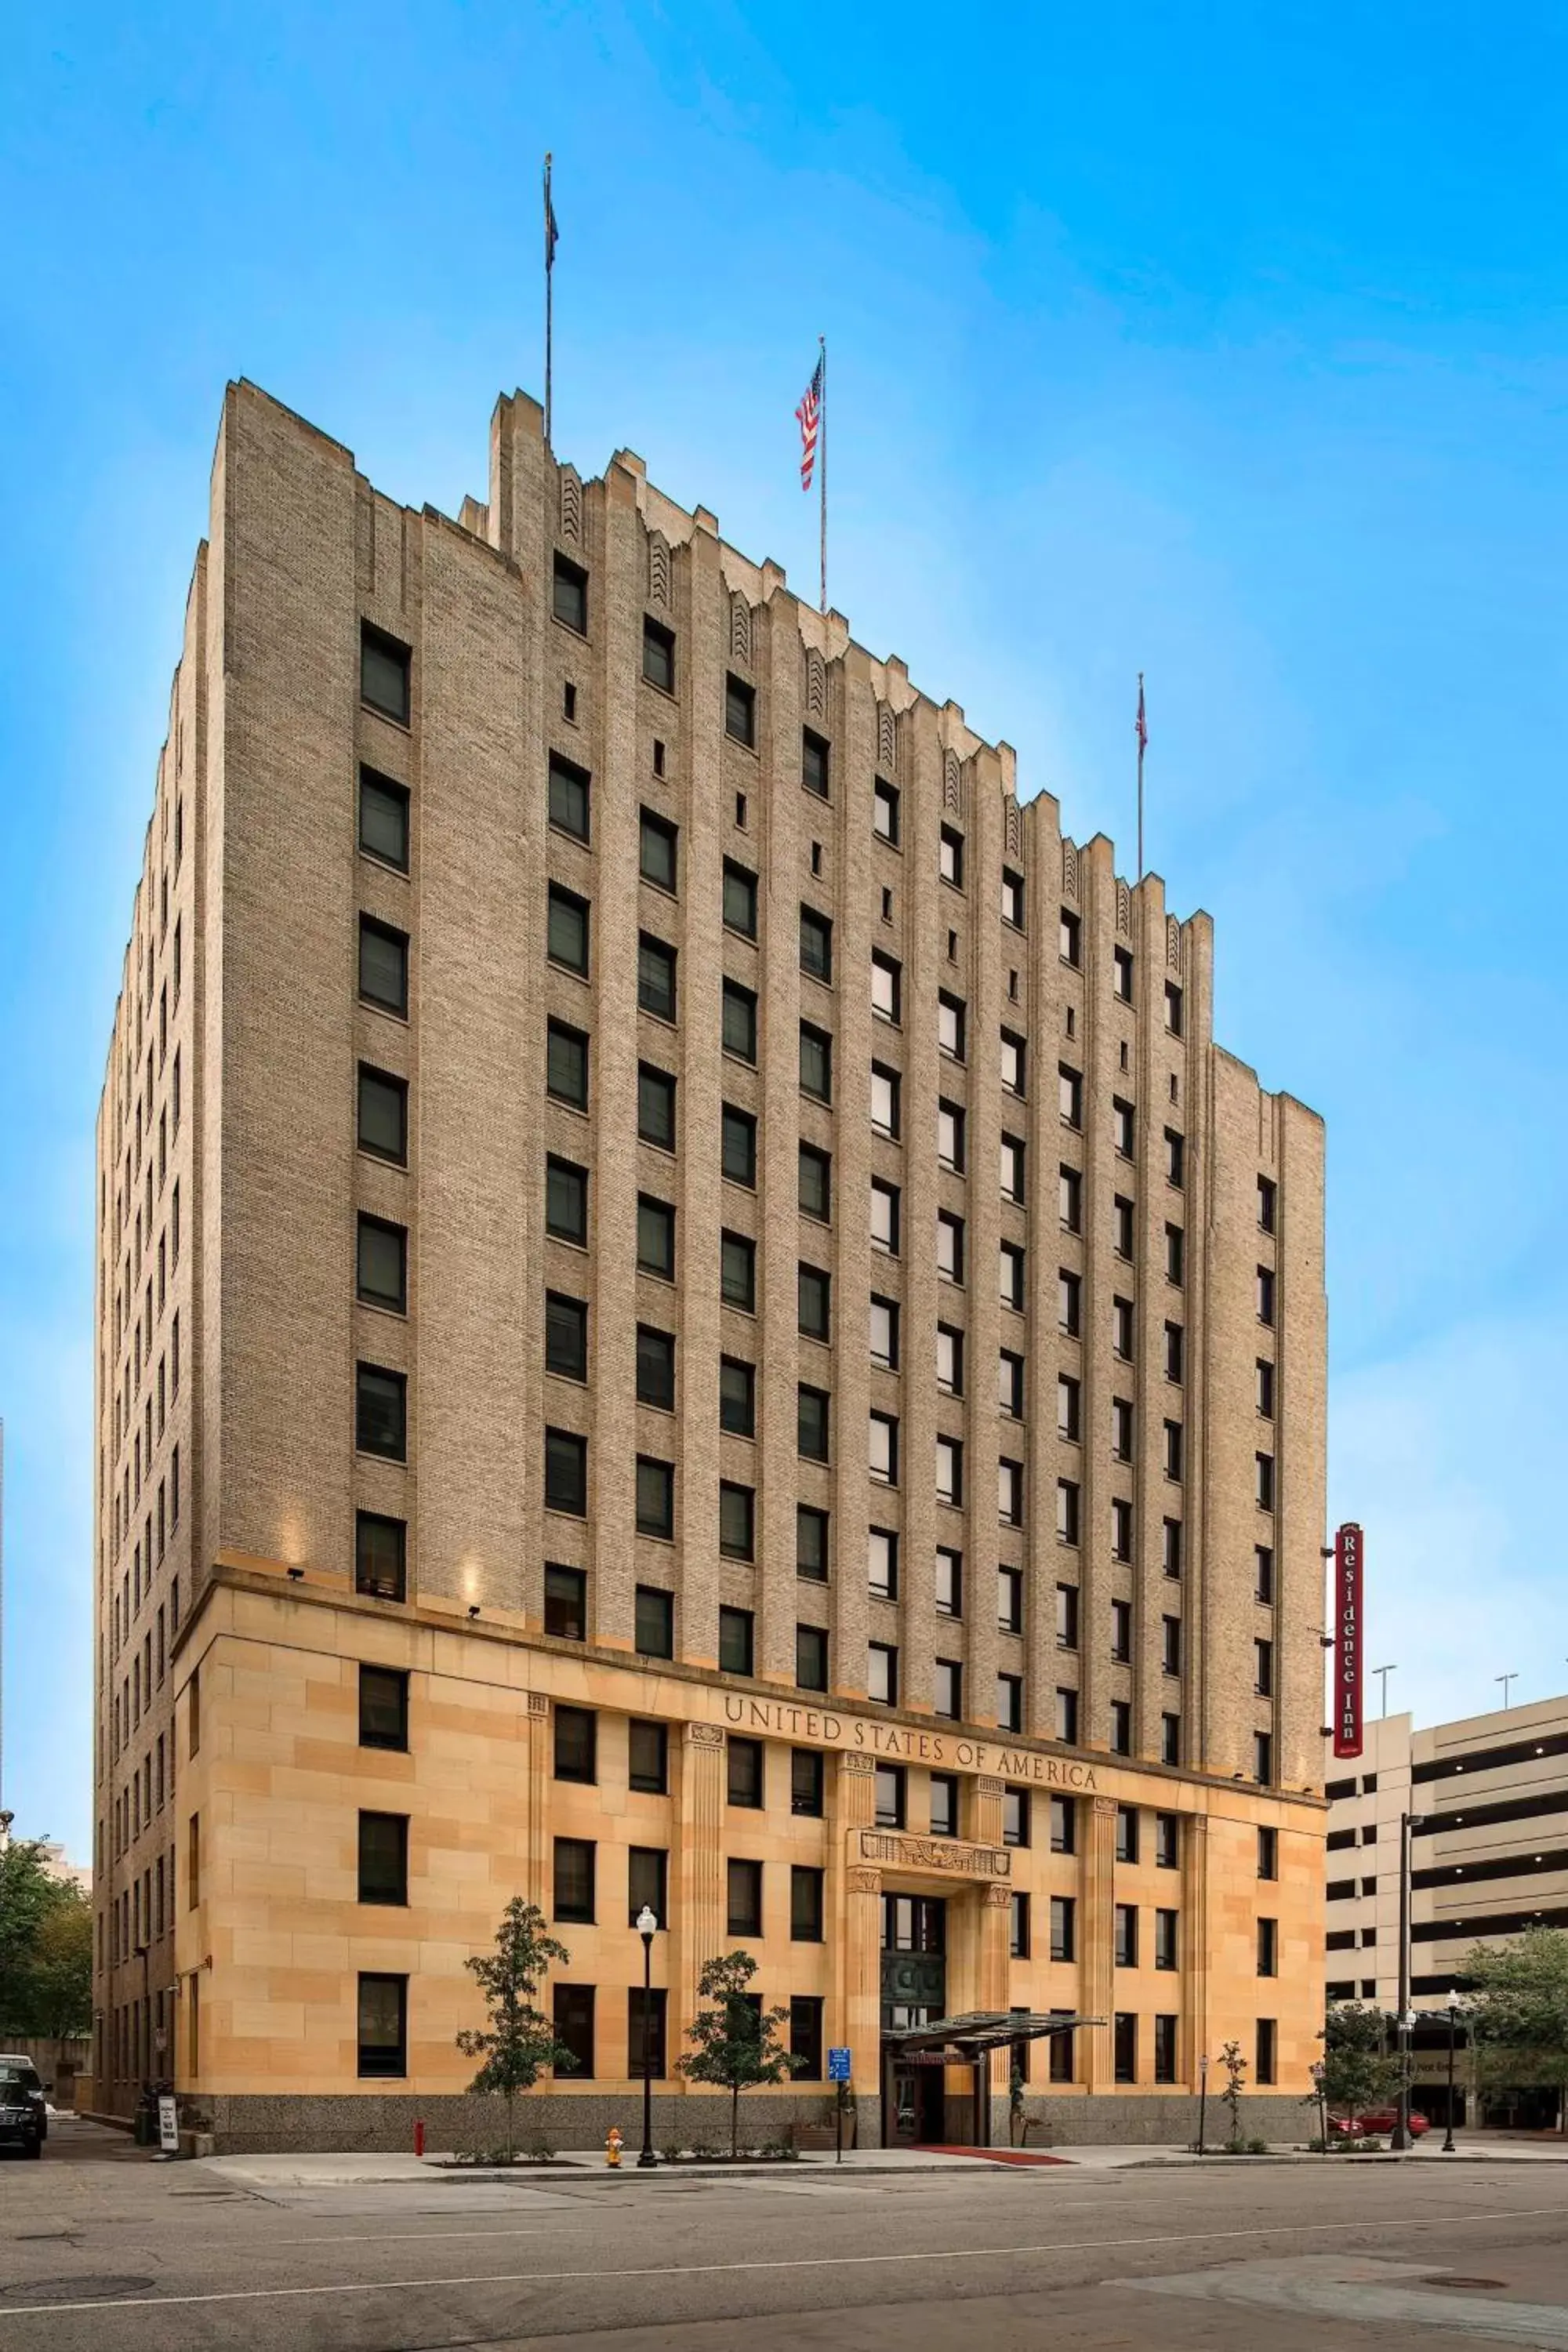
[524,1691,550,1913]
[1181,1809,1210,2089]
[1082,1794,1116,2091]
[673,1722,726,2058]
[833,1752,880,2097]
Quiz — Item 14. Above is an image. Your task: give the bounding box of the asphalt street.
[4,2120,1568,2349]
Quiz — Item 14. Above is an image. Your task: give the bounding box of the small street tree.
[1218,2038,1249,2150]
[679,1950,803,2158]
[1318,2002,1400,2123]
[1462,1926,1568,2133]
[456,1898,576,2161]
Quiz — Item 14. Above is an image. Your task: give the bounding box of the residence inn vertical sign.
[1333,1521,1364,1759]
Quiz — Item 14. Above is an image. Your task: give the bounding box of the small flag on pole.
[544,154,558,270]
[796,354,824,492]
[1135,675,1147,756]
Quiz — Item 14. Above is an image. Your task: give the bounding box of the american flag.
[796,355,823,492]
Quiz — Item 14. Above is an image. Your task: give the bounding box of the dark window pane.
[799,1145,831,1221]
[546,1292,589,1381]
[358,1663,408,1748]
[719,1482,754,1561]
[720,1232,756,1311]
[719,1606,755,1676]
[790,1995,824,2078]
[554,1838,596,1923]
[547,884,590,974]
[725,673,756,747]
[546,1156,588,1243]
[638,934,677,1020]
[553,1982,593,2077]
[545,1428,587,1515]
[797,1384,830,1462]
[358,916,408,1015]
[357,1216,407,1312]
[721,1105,756,1186]
[628,1719,668,1792]
[719,1356,755,1436]
[356,1363,406,1460]
[554,1705,597,1784]
[636,1458,674,1540]
[361,626,410,723]
[357,1973,407,2077]
[635,1584,674,1657]
[728,1737,764,1808]
[356,1513,406,1603]
[638,1064,676,1149]
[723,982,757,1062]
[791,1749,826,1816]
[798,1264,830,1339]
[628,1985,667,2077]
[800,1023,833,1102]
[800,906,833,981]
[641,810,678,891]
[636,1324,676,1410]
[552,555,588,633]
[549,753,591,842]
[797,1504,829,1582]
[629,1846,668,1928]
[791,1864,825,1940]
[543,1563,586,1641]
[358,1812,408,1905]
[642,616,675,691]
[358,1065,408,1165]
[637,1193,674,1277]
[797,1624,828,1693]
[727,1857,763,1935]
[723,861,758,938]
[547,1021,589,1108]
[801,728,829,798]
[360,768,410,869]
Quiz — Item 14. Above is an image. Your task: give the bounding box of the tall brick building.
[90,379,1327,2149]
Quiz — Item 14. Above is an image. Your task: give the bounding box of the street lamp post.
[636,1905,659,2169]
[1196,2053,1209,2157]
[1443,1990,1461,2154]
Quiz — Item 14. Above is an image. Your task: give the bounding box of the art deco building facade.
[90,379,1326,2147]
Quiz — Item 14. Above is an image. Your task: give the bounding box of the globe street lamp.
[1443,1989,1461,2154]
[636,1905,659,2169]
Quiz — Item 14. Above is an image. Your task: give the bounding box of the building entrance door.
[880,1894,952,2146]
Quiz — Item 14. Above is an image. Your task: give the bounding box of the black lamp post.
[636,1905,658,2169]
[1442,1989,1461,2154]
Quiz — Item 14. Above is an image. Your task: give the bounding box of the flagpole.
[818,335,827,615]
[543,152,555,448]
[1136,671,1145,883]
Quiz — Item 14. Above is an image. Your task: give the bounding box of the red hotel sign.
[1333,1522,1364,1759]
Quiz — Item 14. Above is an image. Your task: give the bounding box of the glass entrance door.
[882,1895,949,2145]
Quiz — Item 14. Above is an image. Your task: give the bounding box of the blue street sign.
[827,2046,851,2082]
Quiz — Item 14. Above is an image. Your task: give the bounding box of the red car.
[1331,2108,1430,2138]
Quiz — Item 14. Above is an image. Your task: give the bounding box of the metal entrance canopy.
[883,2010,1104,2056]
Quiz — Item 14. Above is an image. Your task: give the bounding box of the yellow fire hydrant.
[605,2127,624,2169]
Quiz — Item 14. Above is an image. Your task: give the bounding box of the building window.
[792,1749,826,1815]
[1057,1270,1082,1340]
[797,1624,829,1692]
[874,1764,906,1829]
[725,673,757,748]
[1165,1223,1185,1287]
[359,768,410,870]
[642,615,675,691]
[358,914,408,1017]
[1258,1917,1279,1977]
[936,1434,963,1508]
[1162,1419,1184,1481]
[800,1143,832,1221]
[546,1293,591,1384]
[637,1192,675,1277]
[797,1504,829,1583]
[791,1866,825,1942]
[930,1771,960,1834]
[1055,1687,1080,1744]
[1059,1164,1083,1235]
[1003,1788,1031,1849]
[1164,1319,1185,1383]
[717,1353,755,1437]
[1257,1827,1279,1881]
[359,1664,409,1751]
[1161,1713,1181,1766]
[544,1428,587,1516]
[1112,944,1134,1003]
[550,552,588,633]
[1112,1097,1134,1157]
[869,1063,901,1139]
[1000,1132,1026,1204]
[720,1103,757,1189]
[997,1672,1023,1733]
[627,1985,668,2080]
[637,1063,677,1150]
[554,1838,596,1924]
[934,1659,963,1721]
[870,1178,900,1256]
[1000,1029,1025,1097]
[1256,2017,1277,2085]
[800,726,830,799]
[1255,1544,1276,1603]
[937,990,966,1062]
[1000,1240,1025,1310]
[1254,1730,1274,1784]
[1256,1452,1276,1511]
[1058,1065,1085,1133]
[546,1019,590,1111]
[356,1363,406,1461]
[999,1457,1023,1526]
[1152,2014,1178,2084]
[1165,1127,1185,1189]
[937,1098,965,1171]
[1059,907,1081,966]
[547,882,590,976]
[357,1973,408,2078]
[355,1512,406,1603]
[869,1409,898,1487]
[789,1263,829,1345]
[544,1563,586,1641]
[1152,1907,1178,1973]
[1112,1396,1134,1461]
[869,1642,899,1707]
[1056,1479,1080,1548]
[931,1211,962,1287]
[358,1064,408,1165]
[547,750,591,842]
[1164,981,1184,1036]
[361,623,411,723]
[1114,1904,1138,1968]
[1111,1499,1133,1564]
[1258,1175,1277,1233]
[796,1385,831,1465]
[640,808,678,891]
[720,1482,756,1562]
[728,1736,764,1808]
[999,866,1025,927]
[634,1584,674,1658]
[1110,1699,1132,1755]
[630,1321,673,1410]
[1254,1638,1274,1698]
[723,859,758,938]
[800,905,833,981]
[720,1231,756,1312]
[873,778,901,841]
[636,1457,675,1541]
[868,1294,899,1373]
[939,823,964,886]
[629,1719,669,1794]
[554,1705,597,1784]
[544,1155,587,1246]
[637,934,677,1022]
[1054,1581,1080,1652]
[1258,1265,1276,1325]
[800,1021,833,1101]
[553,1983,594,2078]
[1113,1296,1135,1359]
[1255,1356,1276,1419]
[1051,1894,1076,1963]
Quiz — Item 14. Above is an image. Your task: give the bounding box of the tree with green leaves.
[456,1898,576,2161]
[679,1950,804,2158]
[1318,2001,1400,2122]
[0,1836,91,2041]
[1461,1926,1568,2132]
[1218,2038,1248,2149]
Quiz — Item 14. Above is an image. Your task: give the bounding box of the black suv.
[0,2056,48,2157]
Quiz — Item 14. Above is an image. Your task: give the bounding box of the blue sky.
[5,3,1567,1857]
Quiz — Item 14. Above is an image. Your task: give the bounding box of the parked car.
[1330,2107,1429,2139]
[0,2058,49,2158]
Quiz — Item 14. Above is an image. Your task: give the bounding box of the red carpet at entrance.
[915,2145,1072,2165]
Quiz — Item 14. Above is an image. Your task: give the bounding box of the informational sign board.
[157,2093,180,2154]
[827,2046,851,2082]
[1333,1522,1364,1759]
